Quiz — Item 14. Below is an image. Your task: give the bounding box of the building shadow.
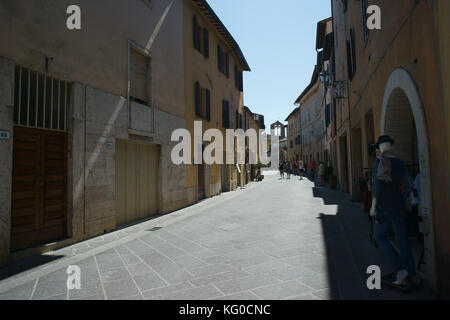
[312,186,440,300]
[0,254,64,281]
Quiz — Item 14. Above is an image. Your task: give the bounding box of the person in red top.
[310,159,317,181]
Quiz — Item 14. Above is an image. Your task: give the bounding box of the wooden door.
[11,126,68,251]
[116,140,158,227]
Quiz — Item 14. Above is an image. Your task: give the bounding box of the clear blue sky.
[207,0,331,130]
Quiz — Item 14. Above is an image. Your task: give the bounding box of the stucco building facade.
[331,0,450,295]
[0,0,258,266]
[183,0,251,199]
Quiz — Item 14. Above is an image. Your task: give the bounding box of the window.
[325,104,331,127]
[225,53,230,77]
[130,46,150,105]
[193,16,200,51]
[194,82,211,121]
[195,82,201,117]
[238,70,243,92]
[193,15,209,58]
[217,45,223,73]
[203,29,209,58]
[347,28,356,80]
[222,100,230,129]
[14,65,71,131]
[217,45,229,76]
[235,111,239,129]
[205,89,211,121]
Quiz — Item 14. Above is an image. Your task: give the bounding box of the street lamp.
[319,71,331,87]
[319,70,348,100]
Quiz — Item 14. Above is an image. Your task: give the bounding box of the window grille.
[14,65,71,131]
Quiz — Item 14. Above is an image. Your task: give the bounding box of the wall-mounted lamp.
[319,70,349,99]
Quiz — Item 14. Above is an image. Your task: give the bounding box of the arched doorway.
[380,68,437,291]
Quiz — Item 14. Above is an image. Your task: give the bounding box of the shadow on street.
[312,185,439,300]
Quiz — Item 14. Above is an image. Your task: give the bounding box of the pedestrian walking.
[286,161,292,180]
[371,135,420,290]
[319,162,325,185]
[279,162,285,179]
[299,161,305,180]
[310,159,317,182]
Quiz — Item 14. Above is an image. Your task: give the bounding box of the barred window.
[14,66,70,131]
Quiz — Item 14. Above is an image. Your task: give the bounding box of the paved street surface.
[0,171,438,300]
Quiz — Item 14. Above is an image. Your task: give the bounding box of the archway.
[380,68,437,291]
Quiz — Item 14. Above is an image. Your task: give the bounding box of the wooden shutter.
[217,45,223,72]
[200,88,206,118]
[225,53,230,77]
[195,82,201,117]
[234,66,239,88]
[239,72,243,92]
[205,89,211,121]
[222,101,229,129]
[203,29,209,58]
[350,28,357,74]
[130,47,149,105]
[193,16,199,50]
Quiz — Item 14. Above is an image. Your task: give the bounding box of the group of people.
[278,160,306,180]
[278,159,332,184]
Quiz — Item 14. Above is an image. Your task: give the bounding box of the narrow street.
[0,172,436,300]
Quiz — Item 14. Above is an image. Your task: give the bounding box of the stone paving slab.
[0,172,440,300]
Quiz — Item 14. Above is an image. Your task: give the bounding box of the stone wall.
[80,85,189,236]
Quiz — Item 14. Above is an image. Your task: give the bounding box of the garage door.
[116,140,158,226]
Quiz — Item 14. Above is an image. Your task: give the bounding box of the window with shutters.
[239,71,243,92]
[225,53,230,77]
[347,28,357,80]
[193,16,201,52]
[193,15,209,58]
[217,45,223,72]
[222,100,230,129]
[325,104,331,127]
[194,83,211,121]
[195,82,201,117]
[205,88,211,121]
[129,46,150,106]
[217,45,229,76]
[234,66,243,92]
[203,29,209,58]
